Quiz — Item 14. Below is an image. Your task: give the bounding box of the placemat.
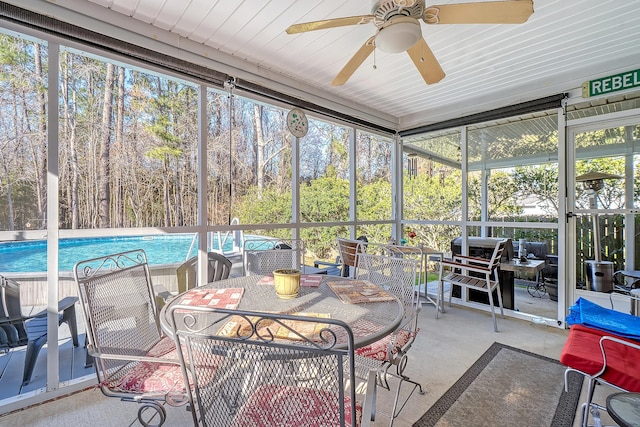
[177,287,244,309]
[327,280,395,304]
[218,312,330,341]
[256,274,323,287]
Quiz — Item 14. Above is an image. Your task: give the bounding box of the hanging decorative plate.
[287,108,308,138]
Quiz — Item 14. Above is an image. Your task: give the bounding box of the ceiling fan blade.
[424,0,534,25]
[286,15,374,34]
[331,36,376,86]
[406,38,445,85]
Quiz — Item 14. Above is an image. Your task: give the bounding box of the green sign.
[582,69,640,98]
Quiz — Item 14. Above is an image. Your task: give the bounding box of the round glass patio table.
[606,392,640,427]
[160,274,404,349]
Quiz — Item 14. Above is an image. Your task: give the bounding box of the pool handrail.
[185,218,244,260]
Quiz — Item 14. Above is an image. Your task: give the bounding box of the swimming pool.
[0,234,236,273]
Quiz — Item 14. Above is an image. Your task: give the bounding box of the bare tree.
[0,158,14,231]
[32,43,48,229]
[61,51,80,229]
[113,66,125,227]
[253,104,286,196]
[98,62,115,228]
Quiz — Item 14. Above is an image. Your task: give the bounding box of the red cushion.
[233,384,362,426]
[356,329,415,361]
[560,324,640,392]
[105,337,186,394]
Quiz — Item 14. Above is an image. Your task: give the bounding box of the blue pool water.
[0,234,235,273]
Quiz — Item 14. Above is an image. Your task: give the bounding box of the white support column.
[480,169,490,237]
[393,134,401,242]
[47,41,60,391]
[197,84,208,285]
[292,132,300,240]
[478,130,489,238]
[461,126,469,257]
[624,126,635,270]
[558,102,569,323]
[349,128,357,238]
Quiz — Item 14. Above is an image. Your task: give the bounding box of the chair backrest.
[169,306,358,426]
[336,238,366,268]
[176,252,232,294]
[243,238,305,275]
[0,275,28,347]
[355,253,419,327]
[337,238,367,277]
[74,249,162,378]
[207,252,233,282]
[375,243,422,257]
[489,240,507,276]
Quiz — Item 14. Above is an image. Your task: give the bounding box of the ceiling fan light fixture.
[375,16,421,53]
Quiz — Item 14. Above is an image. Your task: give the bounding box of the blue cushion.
[566,297,640,340]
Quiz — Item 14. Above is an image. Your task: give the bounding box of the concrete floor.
[0,297,618,427]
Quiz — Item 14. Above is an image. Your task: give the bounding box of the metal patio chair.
[0,274,79,386]
[561,297,640,427]
[370,243,446,316]
[354,253,424,426]
[74,249,188,427]
[169,305,363,426]
[242,238,305,275]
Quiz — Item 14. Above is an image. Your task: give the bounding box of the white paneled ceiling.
[17,0,640,131]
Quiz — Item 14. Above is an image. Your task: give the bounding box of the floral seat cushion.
[233,384,362,426]
[105,337,185,394]
[355,329,415,361]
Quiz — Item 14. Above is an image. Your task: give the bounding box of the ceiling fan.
[286,0,534,86]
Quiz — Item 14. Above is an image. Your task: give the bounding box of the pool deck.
[0,302,93,402]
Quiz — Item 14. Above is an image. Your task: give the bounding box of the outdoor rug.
[413,342,583,427]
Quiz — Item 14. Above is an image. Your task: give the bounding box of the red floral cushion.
[356,329,416,361]
[233,384,362,426]
[105,337,185,394]
[146,336,177,358]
